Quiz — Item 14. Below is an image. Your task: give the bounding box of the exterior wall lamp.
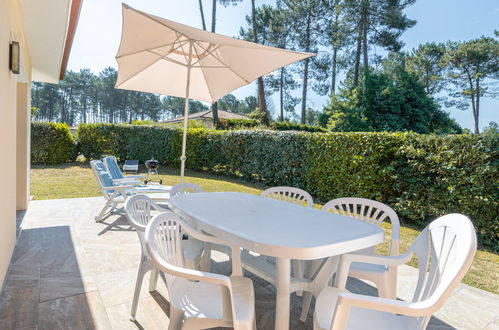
[9,41,20,74]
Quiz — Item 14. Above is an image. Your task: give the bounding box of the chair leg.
[130,256,148,321]
[300,291,313,322]
[294,260,304,296]
[377,275,397,300]
[149,268,159,292]
[95,199,114,222]
[201,246,212,272]
[168,306,185,330]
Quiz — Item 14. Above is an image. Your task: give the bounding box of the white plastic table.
[169,192,384,330]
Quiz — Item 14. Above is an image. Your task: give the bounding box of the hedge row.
[74,123,498,250]
[31,122,76,164]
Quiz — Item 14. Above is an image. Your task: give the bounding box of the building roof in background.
[163,109,250,123]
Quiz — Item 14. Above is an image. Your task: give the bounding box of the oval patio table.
[169,192,384,330]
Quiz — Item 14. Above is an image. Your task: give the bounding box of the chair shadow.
[96,214,135,236]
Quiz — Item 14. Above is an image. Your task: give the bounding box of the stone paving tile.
[0,287,39,329]
[38,291,111,330]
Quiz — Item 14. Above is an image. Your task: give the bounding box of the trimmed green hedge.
[271,121,327,133]
[75,123,498,250]
[31,122,76,164]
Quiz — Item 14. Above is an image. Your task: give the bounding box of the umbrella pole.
[180,41,193,183]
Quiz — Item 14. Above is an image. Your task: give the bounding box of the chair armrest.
[102,185,134,193]
[147,243,232,288]
[330,291,431,329]
[335,252,413,290]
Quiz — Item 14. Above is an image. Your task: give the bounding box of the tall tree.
[325,65,462,134]
[347,0,417,86]
[444,37,499,133]
[250,0,270,125]
[282,0,324,123]
[405,43,447,96]
[322,0,353,96]
[198,0,242,128]
[241,4,289,122]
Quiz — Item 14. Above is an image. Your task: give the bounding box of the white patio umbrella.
[115,4,314,182]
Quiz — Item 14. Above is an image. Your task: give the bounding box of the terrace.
[1,194,497,329]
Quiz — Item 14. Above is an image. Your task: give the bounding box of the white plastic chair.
[241,187,313,296]
[313,213,477,330]
[300,198,400,320]
[124,195,205,321]
[145,212,256,330]
[170,183,231,272]
[103,156,145,182]
[90,160,169,221]
[322,198,400,297]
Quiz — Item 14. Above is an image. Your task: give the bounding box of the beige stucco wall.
[17,82,30,210]
[0,0,32,287]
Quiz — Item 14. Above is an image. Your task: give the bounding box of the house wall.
[0,0,32,287]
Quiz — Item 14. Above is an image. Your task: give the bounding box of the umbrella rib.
[194,40,250,84]
[116,41,178,59]
[191,43,222,66]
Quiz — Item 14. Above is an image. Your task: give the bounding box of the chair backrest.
[145,213,186,288]
[323,197,400,255]
[170,182,204,197]
[261,186,313,208]
[103,156,124,180]
[91,159,108,174]
[408,214,476,327]
[125,194,167,256]
[90,160,116,198]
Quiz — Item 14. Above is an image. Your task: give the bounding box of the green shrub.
[220,118,260,130]
[76,124,498,251]
[31,122,76,164]
[271,121,327,133]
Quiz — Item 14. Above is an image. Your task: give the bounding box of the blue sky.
[67,0,498,130]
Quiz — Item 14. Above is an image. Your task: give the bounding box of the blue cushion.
[104,156,124,180]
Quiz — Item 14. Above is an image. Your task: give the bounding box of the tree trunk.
[211,0,216,33]
[353,26,362,87]
[475,78,480,134]
[331,47,338,96]
[198,0,207,30]
[301,10,312,124]
[211,101,219,128]
[251,0,269,123]
[361,0,369,70]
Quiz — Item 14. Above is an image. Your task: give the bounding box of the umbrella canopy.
[115,4,315,181]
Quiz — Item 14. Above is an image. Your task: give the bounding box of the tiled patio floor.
[1,197,497,329]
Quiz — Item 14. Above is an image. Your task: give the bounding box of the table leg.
[276,257,291,330]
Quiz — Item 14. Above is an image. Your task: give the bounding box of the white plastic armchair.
[124,195,205,321]
[299,198,401,320]
[323,198,400,298]
[313,213,477,330]
[170,183,232,272]
[145,212,256,330]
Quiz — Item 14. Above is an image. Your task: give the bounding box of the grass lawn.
[31,162,498,294]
